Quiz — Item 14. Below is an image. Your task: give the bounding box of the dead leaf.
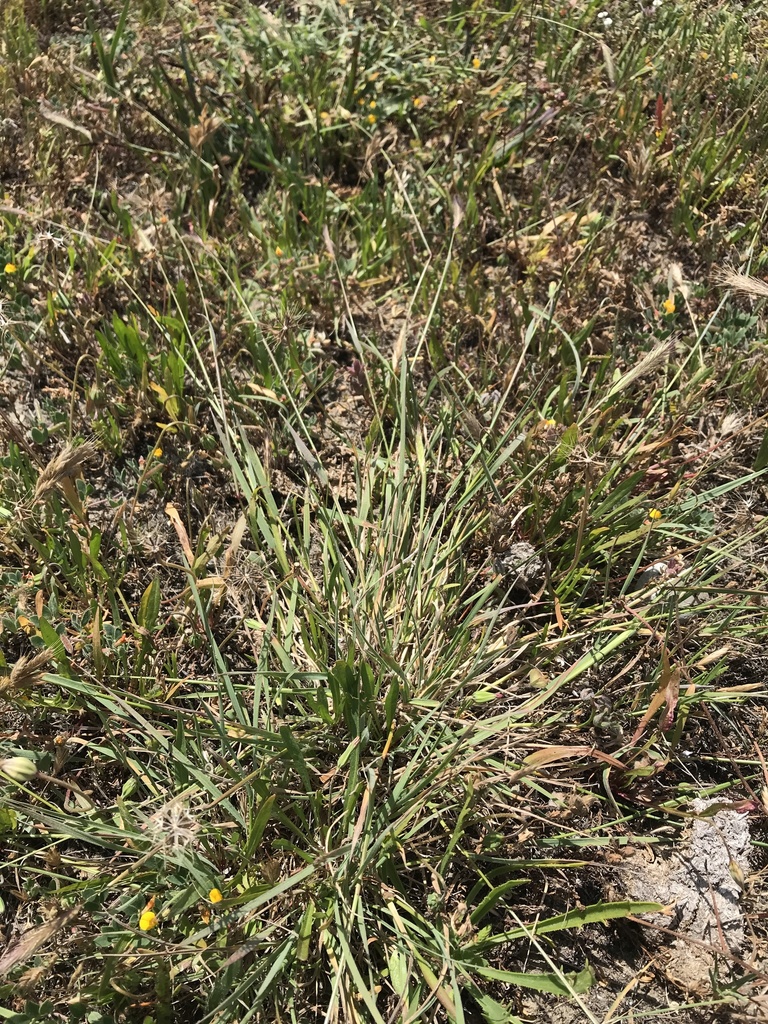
[510,744,624,784]
[165,503,195,565]
[630,649,680,745]
[554,595,567,632]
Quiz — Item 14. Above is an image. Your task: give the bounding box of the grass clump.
[2,1,768,1021]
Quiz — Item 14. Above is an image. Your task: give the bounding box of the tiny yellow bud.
[4,263,17,274]
[428,55,436,64]
[275,246,283,257]
[208,888,223,904]
[152,447,163,458]
[139,910,158,931]
[472,57,481,68]
[648,508,662,520]
[0,756,37,783]
[662,296,676,315]
[367,114,376,124]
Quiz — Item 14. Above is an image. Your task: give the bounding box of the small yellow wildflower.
[275,246,283,258]
[358,97,366,106]
[413,96,423,108]
[472,57,481,69]
[139,910,158,931]
[648,508,662,521]
[152,447,163,458]
[700,51,709,60]
[542,418,556,427]
[4,263,16,274]
[369,100,376,109]
[662,296,676,315]
[428,55,436,64]
[731,72,738,81]
[367,114,376,124]
[209,888,224,904]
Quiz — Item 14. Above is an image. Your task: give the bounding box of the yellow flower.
[139,910,158,931]
[731,72,738,81]
[662,296,675,315]
[428,55,436,64]
[700,51,709,60]
[152,447,163,458]
[275,246,283,257]
[472,57,481,69]
[413,96,423,108]
[367,114,376,124]
[369,100,376,109]
[4,263,16,274]
[648,508,662,521]
[209,888,224,904]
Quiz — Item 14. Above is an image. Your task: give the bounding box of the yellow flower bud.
[0,756,38,783]
[208,888,223,904]
[139,910,158,931]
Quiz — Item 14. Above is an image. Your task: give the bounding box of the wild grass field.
[3,0,768,1021]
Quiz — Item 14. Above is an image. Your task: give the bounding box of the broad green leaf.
[478,901,664,946]
[387,946,409,999]
[296,899,315,961]
[472,963,595,996]
[138,578,161,633]
[0,806,17,832]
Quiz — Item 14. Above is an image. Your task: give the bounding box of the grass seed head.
[1,648,54,693]
[34,440,98,502]
[713,265,768,298]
